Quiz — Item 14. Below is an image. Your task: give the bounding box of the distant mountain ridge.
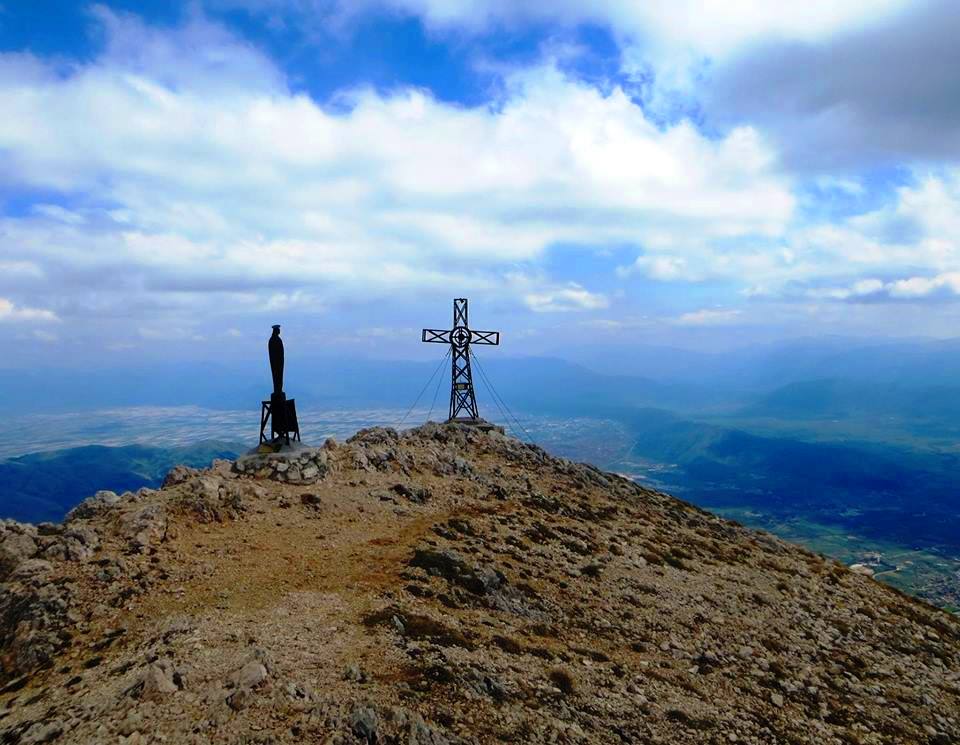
[565,336,960,388]
[8,336,960,419]
[740,377,960,421]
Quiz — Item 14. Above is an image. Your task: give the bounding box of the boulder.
[0,581,73,682]
[350,705,380,744]
[410,548,506,595]
[20,719,64,744]
[61,526,100,561]
[121,505,167,551]
[0,533,37,578]
[66,490,121,522]
[390,483,432,504]
[9,559,54,583]
[138,659,180,700]
[228,660,268,690]
[163,465,201,487]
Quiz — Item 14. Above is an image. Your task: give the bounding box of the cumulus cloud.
[889,274,960,299]
[263,0,907,54]
[809,274,960,303]
[673,309,742,326]
[523,283,609,313]
[705,0,960,168]
[217,1,958,172]
[748,168,960,306]
[0,298,60,323]
[4,3,959,356]
[225,0,912,123]
[793,171,960,284]
[807,279,886,302]
[0,8,794,332]
[633,166,960,300]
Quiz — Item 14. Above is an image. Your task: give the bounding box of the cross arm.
[470,330,500,345]
[422,328,452,344]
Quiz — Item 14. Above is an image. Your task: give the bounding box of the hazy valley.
[3,339,960,610]
[3,339,960,612]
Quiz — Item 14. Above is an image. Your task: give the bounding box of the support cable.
[396,348,451,428]
[474,366,517,439]
[426,354,448,423]
[470,350,536,445]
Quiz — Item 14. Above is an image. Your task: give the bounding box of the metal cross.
[422,298,500,422]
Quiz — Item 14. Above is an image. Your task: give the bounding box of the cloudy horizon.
[2,1,960,367]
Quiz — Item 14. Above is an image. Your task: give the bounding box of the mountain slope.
[1,424,958,744]
[0,442,244,524]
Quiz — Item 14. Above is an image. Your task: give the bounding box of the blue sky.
[2,0,960,367]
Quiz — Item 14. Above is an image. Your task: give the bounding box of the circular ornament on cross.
[452,327,470,346]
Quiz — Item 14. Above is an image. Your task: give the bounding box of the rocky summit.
[1,424,959,745]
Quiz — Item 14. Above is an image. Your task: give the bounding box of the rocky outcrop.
[0,525,38,580]
[0,423,958,745]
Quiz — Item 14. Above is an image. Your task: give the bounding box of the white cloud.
[619,255,688,281]
[673,308,742,326]
[330,0,908,54]
[619,244,800,284]
[889,273,960,299]
[523,283,609,313]
[0,260,44,278]
[624,1,909,56]
[0,9,794,327]
[31,204,86,225]
[782,170,960,292]
[807,279,885,301]
[620,165,960,302]
[811,273,960,302]
[334,0,911,118]
[4,5,958,354]
[704,1,960,168]
[0,297,60,323]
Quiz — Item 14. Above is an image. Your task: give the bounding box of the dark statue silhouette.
[259,324,301,447]
[269,324,284,395]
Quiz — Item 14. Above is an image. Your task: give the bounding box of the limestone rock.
[8,559,53,582]
[121,505,167,551]
[228,660,268,690]
[137,659,181,700]
[20,719,64,744]
[45,525,100,562]
[350,705,380,744]
[163,465,201,487]
[0,532,37,578]
[66,490,122,522]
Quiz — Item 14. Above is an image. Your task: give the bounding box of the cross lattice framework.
[422,298,500,422]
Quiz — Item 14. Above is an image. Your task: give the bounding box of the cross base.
[447,417,505,434]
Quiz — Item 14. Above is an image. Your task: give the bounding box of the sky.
[2,0,960,368]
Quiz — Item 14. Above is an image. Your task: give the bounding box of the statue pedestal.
[259,393,301,446]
